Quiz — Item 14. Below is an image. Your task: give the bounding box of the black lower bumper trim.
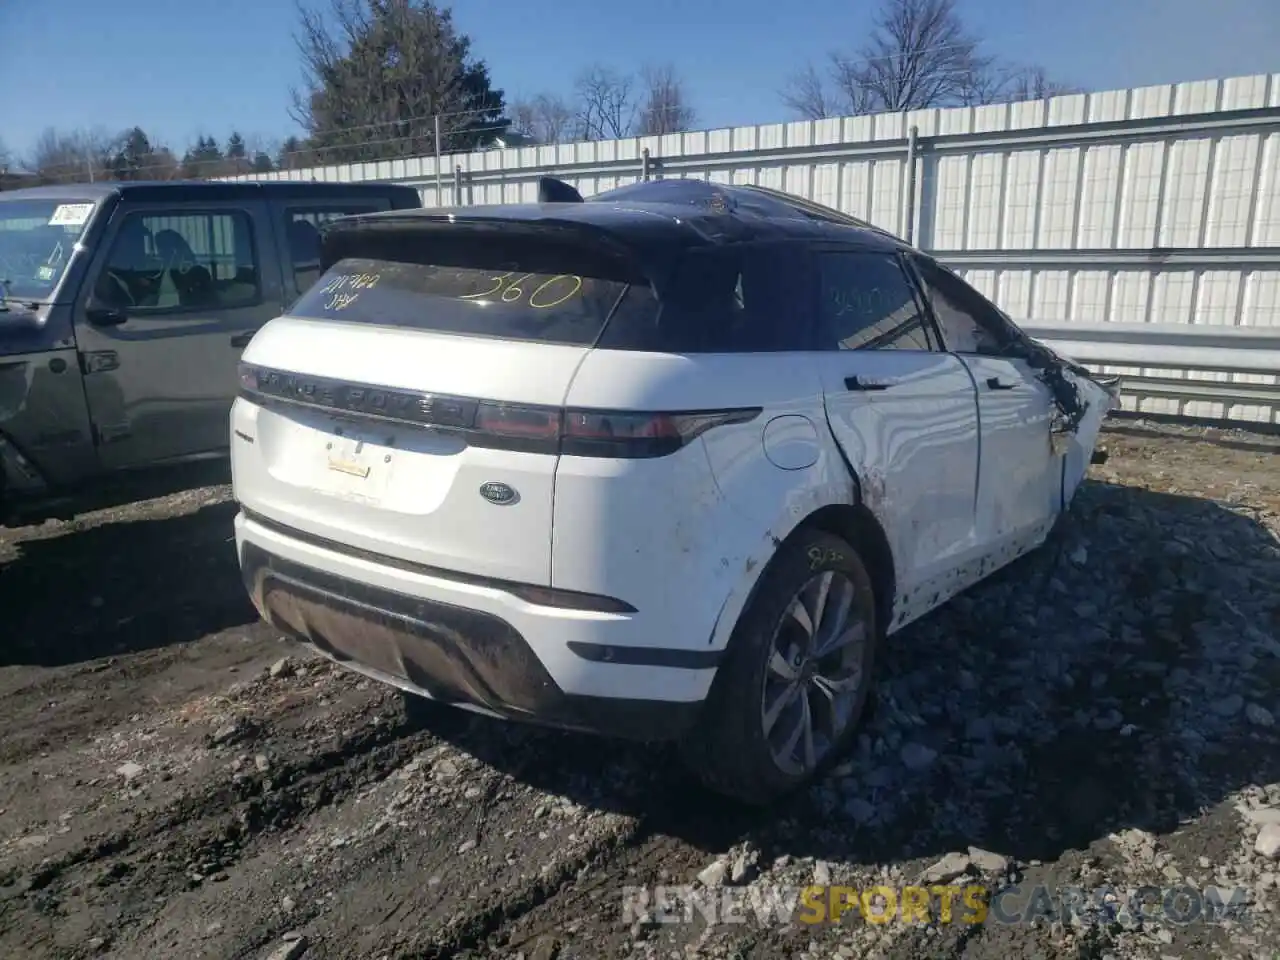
[567,640,725,669]
[239,542,702,742]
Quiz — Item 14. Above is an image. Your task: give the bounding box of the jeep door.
[73,199,281,469]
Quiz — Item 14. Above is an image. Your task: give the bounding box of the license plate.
[323,431,392,502]
[328,436,372,478]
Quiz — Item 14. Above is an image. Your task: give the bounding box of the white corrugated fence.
[223,73,1280,425]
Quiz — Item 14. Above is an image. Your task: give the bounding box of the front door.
[73,202,279,470]
[956,353,1059,542]
[811,248,981,626]
[909,255,1062,552]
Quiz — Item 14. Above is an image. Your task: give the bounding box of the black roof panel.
[356,179,906,251]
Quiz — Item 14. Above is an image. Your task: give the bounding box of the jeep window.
[817,251,936,351]
[94,210,260,313]
[0,198,98,300]
[285,206,379,293]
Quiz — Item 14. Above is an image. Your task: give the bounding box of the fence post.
[434,114,443,199]
[453,165,463,206]
[641,147,651,182]
[902,124,918,244]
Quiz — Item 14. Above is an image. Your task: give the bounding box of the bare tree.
[573,65,637,140]
[511,93,574,144]
[781,63,837,120]
[27,127,119,183]
[844,0,992,110]
[636,64,697,136]
[0,138,10,174]
[999,65,1080,102]
[290,0,509,163]
[780,0,1070,118]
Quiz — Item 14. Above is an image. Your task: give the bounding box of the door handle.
[986,377,1016,390]
[845,375,892,391]
[230,330,259,349]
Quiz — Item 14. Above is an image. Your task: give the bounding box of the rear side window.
[817,251,935,351]
[289,256,634,347]
[599,241,816,352]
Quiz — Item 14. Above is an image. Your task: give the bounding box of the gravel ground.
[1,419,1278,960]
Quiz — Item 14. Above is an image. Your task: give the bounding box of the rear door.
[233,227,645,586]
[910,255,1061,550]
[74,199,280,469]
[810,248,982,611]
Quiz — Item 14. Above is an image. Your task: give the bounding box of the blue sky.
[3,0,1279,161]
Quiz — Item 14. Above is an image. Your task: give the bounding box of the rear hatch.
[233,215,655,586]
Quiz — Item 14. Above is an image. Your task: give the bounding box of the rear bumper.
[235,511,711,741]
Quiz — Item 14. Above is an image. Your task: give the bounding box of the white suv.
[231,178,1115,804]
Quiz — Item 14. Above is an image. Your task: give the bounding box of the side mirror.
[86,304,129,327]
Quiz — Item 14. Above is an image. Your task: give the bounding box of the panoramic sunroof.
[589,178,890,236]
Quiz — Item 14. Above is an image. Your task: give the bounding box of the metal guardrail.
[1020,322,1280,412]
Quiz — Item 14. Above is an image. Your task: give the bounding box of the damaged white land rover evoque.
[230,177,1119,805]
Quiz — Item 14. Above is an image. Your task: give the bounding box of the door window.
[816,251,936,351]
[94,210,259,313]
[285,207,378,292]
[910,257,1015,354]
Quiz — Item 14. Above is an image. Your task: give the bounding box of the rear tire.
[681,530,879,805]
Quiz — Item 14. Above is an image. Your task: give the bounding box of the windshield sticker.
[47,203,95,227]
[35,265,55,281]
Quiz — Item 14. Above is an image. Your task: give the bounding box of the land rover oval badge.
[479,481,519,505]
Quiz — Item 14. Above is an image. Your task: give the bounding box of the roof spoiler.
[318,213,668,287]
[536,176,584,204]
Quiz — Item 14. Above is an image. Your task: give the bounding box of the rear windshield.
[289,236,817,352]
[289,256,640,347]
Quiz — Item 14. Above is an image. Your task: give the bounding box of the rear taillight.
[475,401,560,439]
[467,405,758,457]
[560,408,760,459]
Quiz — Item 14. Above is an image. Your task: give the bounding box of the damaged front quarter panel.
[0,316,100,512]
[1009,335,1119,501]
